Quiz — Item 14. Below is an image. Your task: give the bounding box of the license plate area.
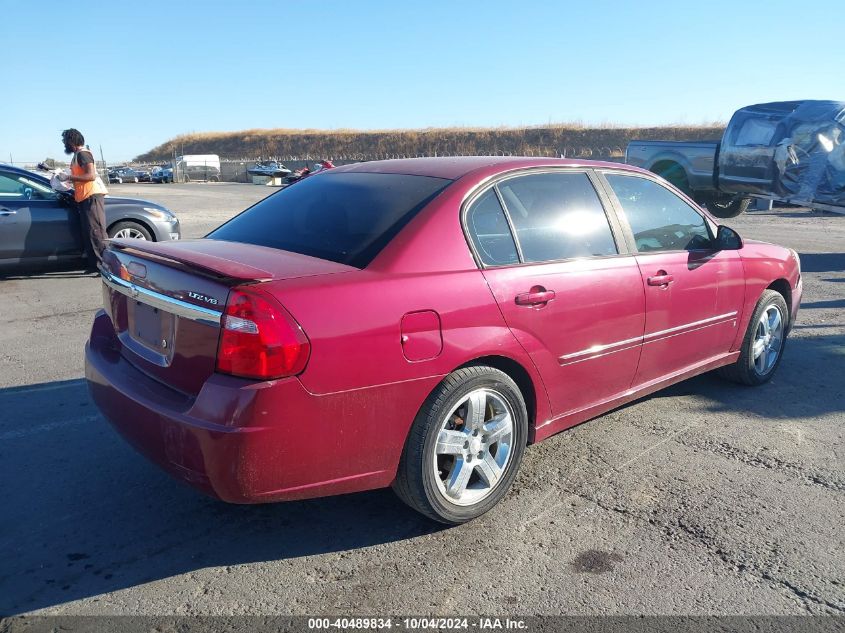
[121,299,176,366]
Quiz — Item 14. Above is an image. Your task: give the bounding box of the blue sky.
[2,0,841,162]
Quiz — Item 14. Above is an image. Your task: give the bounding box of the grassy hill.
[134,123,725,162]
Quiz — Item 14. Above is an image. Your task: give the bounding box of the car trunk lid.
[100,238,354,396]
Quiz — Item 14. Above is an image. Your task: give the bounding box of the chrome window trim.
[102,270,223,328]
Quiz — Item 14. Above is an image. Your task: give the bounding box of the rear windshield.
[208,172,451,268]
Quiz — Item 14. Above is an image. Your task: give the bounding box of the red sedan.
[86,157,802,524]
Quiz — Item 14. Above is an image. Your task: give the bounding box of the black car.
[108,167,142,184]
[0,164,181,269]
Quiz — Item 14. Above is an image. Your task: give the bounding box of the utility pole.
[99,144,106,173]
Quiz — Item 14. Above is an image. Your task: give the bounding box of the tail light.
[216,287,310,380]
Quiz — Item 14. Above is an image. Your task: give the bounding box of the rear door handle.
[515,289,556,306]
[647,273,674,286]
[0,209,16,216]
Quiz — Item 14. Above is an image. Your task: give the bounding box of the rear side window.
[605,173,711,252]
[465,189,519,266]
[734,117,778,146]
[208,172,451,268]
[497,172,617,263]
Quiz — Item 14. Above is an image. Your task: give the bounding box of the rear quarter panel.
[258,175,553,427]
[626,141,719,193]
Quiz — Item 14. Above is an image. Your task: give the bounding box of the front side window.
[497,172,617,263]
[0,171,57,201]
[465,189,519,266]
[605,173,711,253]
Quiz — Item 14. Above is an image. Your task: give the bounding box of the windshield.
[208,172,451,268]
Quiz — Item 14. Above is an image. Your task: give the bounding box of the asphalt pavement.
[0,183,842,616]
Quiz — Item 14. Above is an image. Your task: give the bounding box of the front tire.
[718,290,789,385]
[108,221,153,241]
[393,366,528,524]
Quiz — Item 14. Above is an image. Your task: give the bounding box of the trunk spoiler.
[108,239,274,284]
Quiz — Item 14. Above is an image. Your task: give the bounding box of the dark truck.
[626,100,845,217]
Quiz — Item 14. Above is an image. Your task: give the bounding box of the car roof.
[0,163,49,180]
[329,156,647,180]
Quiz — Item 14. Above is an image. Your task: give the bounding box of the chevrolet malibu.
[85,157,802,524]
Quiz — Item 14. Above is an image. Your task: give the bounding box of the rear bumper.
[86,310,433,503]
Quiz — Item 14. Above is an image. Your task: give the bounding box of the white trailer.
[173,154,221,182]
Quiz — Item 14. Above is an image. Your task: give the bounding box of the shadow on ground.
[796,252,845,273]
[1,333,842,614]
[0,378,441,615]
[641,332,845,420]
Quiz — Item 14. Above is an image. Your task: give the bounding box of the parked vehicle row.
[0,163,181,269]
[85,157,801,525]
[109,166,152,183]
[108,167,142,184]
[151,166,173,183]
[109,162,220,185]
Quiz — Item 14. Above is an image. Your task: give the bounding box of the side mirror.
[716,225,743,250]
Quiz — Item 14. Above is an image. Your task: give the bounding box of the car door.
[718,113,782,196]
[0,172,32,261]
[599,171,745,387]
[466,169,646,418]
[0,170,79,263]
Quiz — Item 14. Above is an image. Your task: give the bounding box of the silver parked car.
[0,163,181,270]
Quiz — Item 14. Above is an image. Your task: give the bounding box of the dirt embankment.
[135,124,725,162]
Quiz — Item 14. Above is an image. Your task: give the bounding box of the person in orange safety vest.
[57,128,108,272]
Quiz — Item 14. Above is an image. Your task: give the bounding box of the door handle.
[515,288,556,306]
[647,272,674,286]
[0,209,17,216]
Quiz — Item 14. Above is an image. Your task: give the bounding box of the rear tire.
[718,290,789,385]
[393,366,528,524]
[705,195,751,218]
[653,162,692,197]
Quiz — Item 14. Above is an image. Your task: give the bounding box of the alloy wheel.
[432,388,514,506]
[112,227,148,240]
[752,305,784,375]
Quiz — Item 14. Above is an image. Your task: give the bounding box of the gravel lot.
[1,182,843,616]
